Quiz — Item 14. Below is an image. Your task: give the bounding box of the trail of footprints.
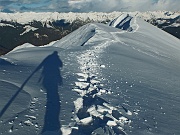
[71,71,132,134]
[3,42,132,134]
[66,40,133,134]
[69,46,132,134]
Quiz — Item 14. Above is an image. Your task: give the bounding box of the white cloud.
[153,0,180,11]
[68,0,180,12]
[0,5,3,9]
[1,0,179,12]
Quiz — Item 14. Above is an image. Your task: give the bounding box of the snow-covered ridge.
[0,11,179,24]
[1,9,180,134]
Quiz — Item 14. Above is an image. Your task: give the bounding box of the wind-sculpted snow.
[0,13,180,135]
[53,24,97,48]
[0,11,179,56]
[109,14,133,31]
[109,13,139,32]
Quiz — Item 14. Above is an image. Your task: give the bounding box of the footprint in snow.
[70,72,131,134]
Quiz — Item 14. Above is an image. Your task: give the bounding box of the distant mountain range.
[0,11,179,55]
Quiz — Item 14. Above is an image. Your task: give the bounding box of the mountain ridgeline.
[0,11,179,55]
[0,19,94,55]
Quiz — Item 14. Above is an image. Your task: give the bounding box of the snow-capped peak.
[0,11,179,24]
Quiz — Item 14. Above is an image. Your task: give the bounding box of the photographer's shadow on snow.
[34,51,63,134]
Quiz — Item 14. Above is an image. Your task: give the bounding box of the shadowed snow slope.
[0,16,180,135]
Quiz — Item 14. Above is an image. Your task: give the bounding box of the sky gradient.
[0,0,179,12]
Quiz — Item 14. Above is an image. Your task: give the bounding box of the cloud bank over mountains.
[69,0,180,12]
[0,0,179,12]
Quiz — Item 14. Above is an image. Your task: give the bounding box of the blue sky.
[0,0,179,12]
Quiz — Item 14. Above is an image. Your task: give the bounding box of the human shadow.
[0,51,63,135]
[34,51,63,134]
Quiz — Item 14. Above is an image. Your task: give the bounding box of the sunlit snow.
[0,13,180,135]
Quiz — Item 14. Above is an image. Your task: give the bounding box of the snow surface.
[0,23,15,28]
[20,25,38,36]
[0,14,180,135]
